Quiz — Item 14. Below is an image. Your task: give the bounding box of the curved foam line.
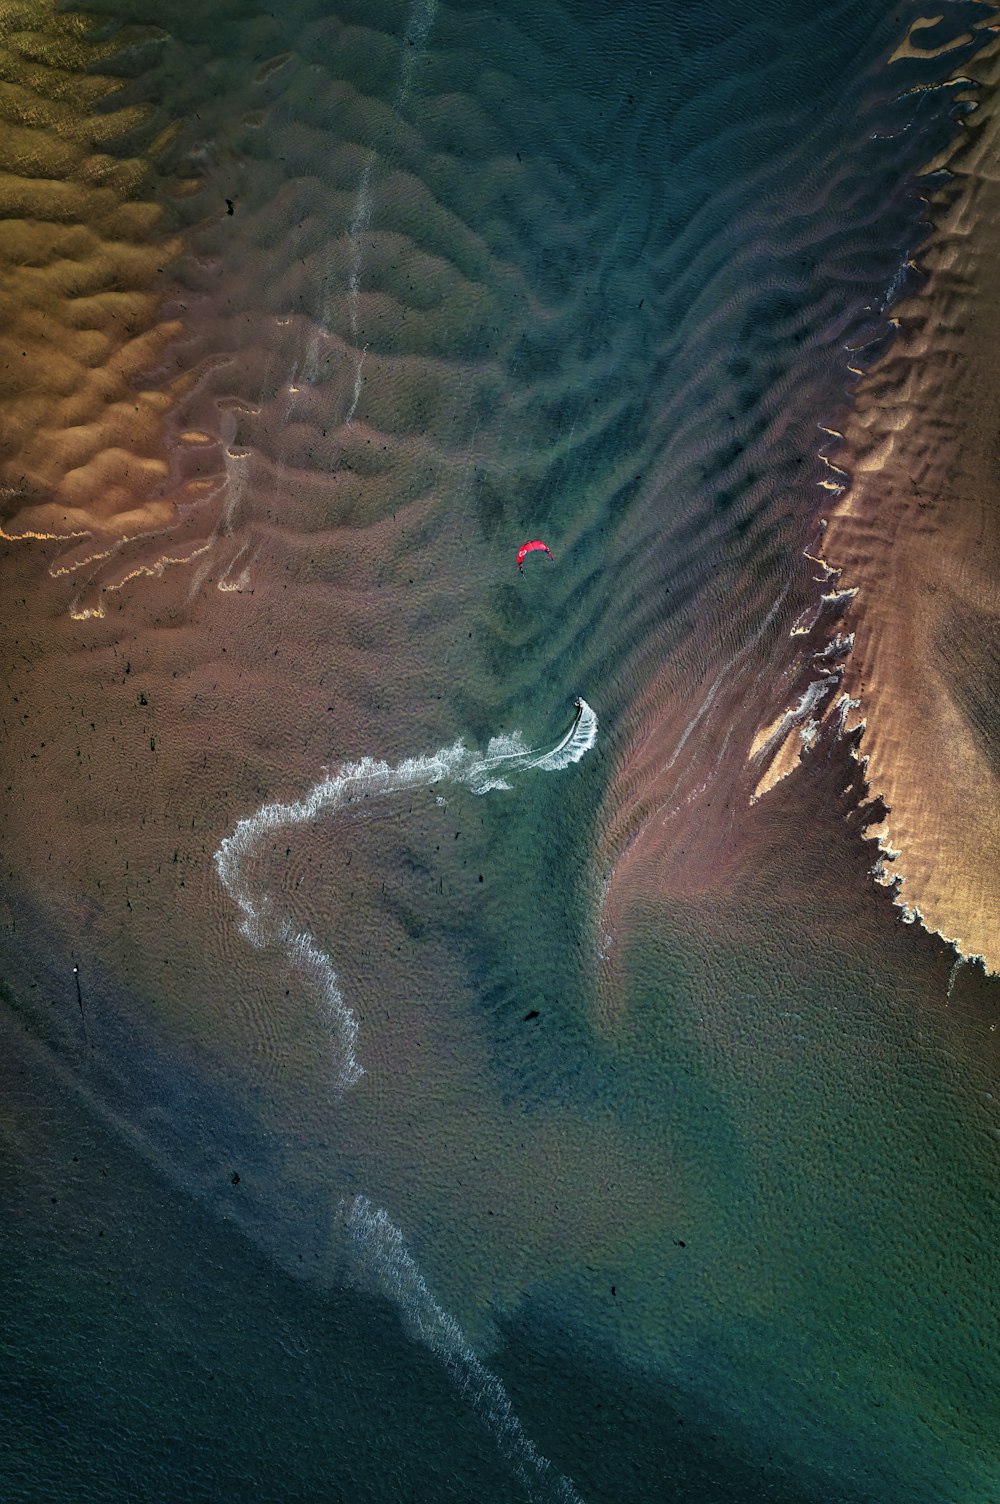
[214,701,595,1496]
[214,698,597,1084]
[530,698,598,771]
[286,928,363,1091]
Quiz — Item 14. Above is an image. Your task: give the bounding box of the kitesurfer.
[517,539,554,572]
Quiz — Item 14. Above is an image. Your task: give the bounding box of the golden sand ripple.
[0,2,202,554]
[888,14,976,64]
[754,15,1000,968]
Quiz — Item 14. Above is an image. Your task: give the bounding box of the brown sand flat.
[0,2,211,568]
[757,15,1000,968]
[0,0,688,1321]
[594,12,1000,1028]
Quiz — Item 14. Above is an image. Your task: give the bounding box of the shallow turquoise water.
[2,0,999,1499]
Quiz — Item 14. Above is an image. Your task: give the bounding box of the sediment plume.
[753,10,1000,968]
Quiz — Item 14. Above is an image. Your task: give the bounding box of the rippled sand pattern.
[754,10,1000,968]
[5,1,1000,1500]
[826,15,1000,966]
[594,4,995,1011]
[0,2,207,588]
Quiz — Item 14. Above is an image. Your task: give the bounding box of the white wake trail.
[214,698,596,1086]
[344,156,374,422]
[342,0,437,422]
[399,0,437,98]
[213,699,595,1497]
[344,1196,585,1504]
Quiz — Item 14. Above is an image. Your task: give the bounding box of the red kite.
[517,539,554,572]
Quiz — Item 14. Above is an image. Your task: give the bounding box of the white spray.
[213,700,596,1495]
[214,699,596,1086]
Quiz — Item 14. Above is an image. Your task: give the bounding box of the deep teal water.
[3,0,999,1500]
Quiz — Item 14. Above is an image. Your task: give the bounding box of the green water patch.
[0,1003,538,1504]
[562,743,1000,1503]
[4,0,998,1497]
